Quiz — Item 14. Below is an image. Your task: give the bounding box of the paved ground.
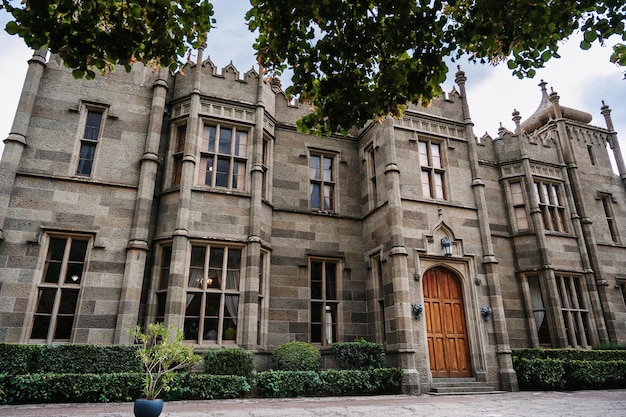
[1,390,625,417]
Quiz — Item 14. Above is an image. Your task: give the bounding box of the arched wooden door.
[423,267,472,378]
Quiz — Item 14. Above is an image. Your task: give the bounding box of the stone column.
[165,48,204,330]
[455,68,517,391]
[240,67,265,350]
[113,69,169,343]
[0,49,47,240]
[380,116,419,394]
[549,91,609,345]
[601,102,626,188]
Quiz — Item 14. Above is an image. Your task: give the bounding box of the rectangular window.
[31,235,90,342]
[172,125,186,187]
[184,244,242,344]
[261,138,272,200]
[366,145,378,208]
[587,145,596,165]
[601,194,619,243]
[527,275,551,346]
[310,259,338,345]
[309,153,335,211]
[510,181,529,231]
[200,124,248,190]
[257,251,269,346]
[371,254,386,344]
[155,245,172,324]
[419,139,446,199]
[76,110,103,176]
[534,180,567,232]
[556,274,591,348]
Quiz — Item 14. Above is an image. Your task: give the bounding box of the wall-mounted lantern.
[441,237,453,257]
[480,306,493,321]
[411,303,423,319]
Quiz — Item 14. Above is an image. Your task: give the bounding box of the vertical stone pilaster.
[240,68,266,350]
[380,116,419,394]
[550,91,609,345]
[113,70,169,343]
[165,48,204,330]
[0,49,47,240]
[456,67,517,391]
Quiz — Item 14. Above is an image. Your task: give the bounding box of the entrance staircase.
[428,378,504,395]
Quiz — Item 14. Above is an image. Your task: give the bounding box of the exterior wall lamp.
[411,303,423,319]
[441,237,453,257]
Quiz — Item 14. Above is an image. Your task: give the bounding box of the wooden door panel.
[424,268,472,378]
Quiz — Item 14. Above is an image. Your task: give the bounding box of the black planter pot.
[133,398,164,417]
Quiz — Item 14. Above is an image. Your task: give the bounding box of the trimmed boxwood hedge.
[256,368,403,398]
[0,343,142,375]
[512,349,626,391]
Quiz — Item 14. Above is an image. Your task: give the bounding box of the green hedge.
[0,344,42,374]
[0,372,251,405]
[513,348,626,362]
[512,349,626,390]
[272,341,321,371]
[204,347,255,379]
[331,340,385,370]
[256,368,403,398]
[163,373,251,400]
[0,373,144,404]
[0,343,142,375]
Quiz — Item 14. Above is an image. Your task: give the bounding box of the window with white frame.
[419,139,446,200]
[509,181,529,231]
[200,123,248,190]
[556,274,591,348]
[309,152,335,211]
[534,180,567,232]
[76,109,104,176]
[30,235,90,342]
[310,258,338,345]
[184,244,242,344]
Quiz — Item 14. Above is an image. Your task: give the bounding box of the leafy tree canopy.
[1,0,215,79]
[1,1,625,134]
[247,0,626,134]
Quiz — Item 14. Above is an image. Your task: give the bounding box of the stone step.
[429,378,505,395]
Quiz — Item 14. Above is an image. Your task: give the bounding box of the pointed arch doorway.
[423,267,472,377]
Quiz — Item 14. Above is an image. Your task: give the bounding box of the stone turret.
[520,80,592,133]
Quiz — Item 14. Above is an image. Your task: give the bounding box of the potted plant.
[130,323,200,417]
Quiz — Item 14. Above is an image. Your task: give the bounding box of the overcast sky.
[1,1,625,167]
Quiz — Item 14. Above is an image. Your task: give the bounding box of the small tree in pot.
[130,323,200,417]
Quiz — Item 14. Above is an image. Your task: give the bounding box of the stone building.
[0,49,625,394]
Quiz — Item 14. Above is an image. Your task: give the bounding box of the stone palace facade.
[1,49,625,393]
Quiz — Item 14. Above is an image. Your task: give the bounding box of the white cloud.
[1,2,625,167]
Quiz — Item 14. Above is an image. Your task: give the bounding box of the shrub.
[0,373,144,405]
[163,373,251,400]
[0,344,42,375]
[331,339,385,370]
[273,341,321,371]
[256,370,322,397]
[565,360,626,390]
[38,344,142,374]
[204,347,255,379]
[319,368,402,395]
[513,357,566,390]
